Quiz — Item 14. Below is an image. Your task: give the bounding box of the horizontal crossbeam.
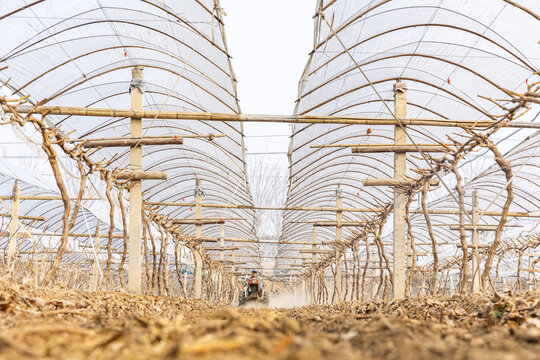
[7,105,540,129]
[116,171,168,180]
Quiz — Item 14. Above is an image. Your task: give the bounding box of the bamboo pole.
[414,209,540,217]
[362,179,415,187]
[0,196,101,200]
[82,137,183,148]
[117,171,168,180]
[6,105,540,129]
[149,201,383,212]
[291,220,367,225]
[351,144,450,153]
[0,213,45,221]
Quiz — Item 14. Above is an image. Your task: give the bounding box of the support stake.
[393,81,407,299]
[128,66,144,294]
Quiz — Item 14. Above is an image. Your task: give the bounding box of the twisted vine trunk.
[117,186,128,286]
[421,183,439,294]
[452,162,469,294]
[480,138,514,291]
[174,239,188,298]
[104,174,115,281]
[41,156,87,286]
[405,193,416,297]
[361,234,370,302]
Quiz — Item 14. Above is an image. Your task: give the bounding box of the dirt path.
[1,281,539,359]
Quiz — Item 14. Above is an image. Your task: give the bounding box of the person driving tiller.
[246,270,262,296]
[239,269,269,305]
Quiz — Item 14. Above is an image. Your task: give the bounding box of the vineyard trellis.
[0,0,539,305]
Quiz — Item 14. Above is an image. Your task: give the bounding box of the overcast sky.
[220,0,314,167]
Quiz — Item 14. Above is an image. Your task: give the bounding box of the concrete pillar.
[128,66,144,294]
[471,189,481,293]
[7,180,20,273]
[193,178,203,298]
[393,81,407,299]
[334,185,343,302]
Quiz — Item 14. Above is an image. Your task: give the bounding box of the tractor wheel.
[262,293,269,305]
[239,291,246,306]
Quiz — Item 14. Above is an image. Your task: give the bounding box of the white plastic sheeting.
[278,0,540,275]
[0,1,259,268]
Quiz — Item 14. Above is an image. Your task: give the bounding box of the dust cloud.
[269,288,308,309]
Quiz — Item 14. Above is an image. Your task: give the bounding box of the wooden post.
[219,223,225,261]
[471,189,481,293]
[193,178,203,298]
[128,66,144,294]
[183,267,188,292]
[334,185,343,302]
[231,249,237,303]
[527,252,535,283]
[311,227,317,304]
[7,181,20,274]
[218,223,225,297]
[91,222,101,291]
[301,277,306,303]
[393,81,407,299]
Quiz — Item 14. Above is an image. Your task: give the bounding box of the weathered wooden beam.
[117,171,168,180]
[7,105,540,129]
